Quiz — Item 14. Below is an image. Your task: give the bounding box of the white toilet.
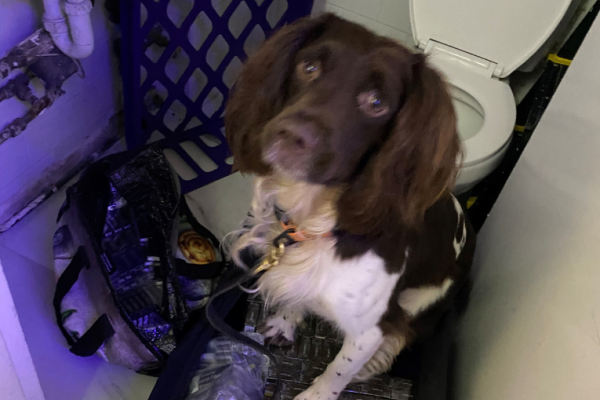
[409,0,574,194]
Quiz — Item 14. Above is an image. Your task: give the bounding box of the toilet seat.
[408,0,572,191]
[409,0,572,166]
[409,0,572,193]
[427,53,515,167]
[410,0,572,78]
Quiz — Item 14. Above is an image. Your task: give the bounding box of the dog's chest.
[261,243,401,336]
[314,251,400,334]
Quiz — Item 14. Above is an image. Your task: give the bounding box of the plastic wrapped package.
[186,332,269,400]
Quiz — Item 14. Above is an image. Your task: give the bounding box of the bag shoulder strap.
[53,246,115,356]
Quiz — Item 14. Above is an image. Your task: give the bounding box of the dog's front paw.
[293,379,342,400]
[257,315,296,347]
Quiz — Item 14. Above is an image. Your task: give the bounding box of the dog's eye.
[297,60,322,82]
[358,90,389,117]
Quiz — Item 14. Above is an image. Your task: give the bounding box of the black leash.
[205,228,301,400]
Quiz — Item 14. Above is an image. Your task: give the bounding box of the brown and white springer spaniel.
[225,14,475,400]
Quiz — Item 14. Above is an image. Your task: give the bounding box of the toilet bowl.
[409,0,573,194]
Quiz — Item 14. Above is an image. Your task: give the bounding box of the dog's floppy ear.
[338,55,461,235]
[225,15,330,175]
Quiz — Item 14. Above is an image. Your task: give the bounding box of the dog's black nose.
[275,119,318,152]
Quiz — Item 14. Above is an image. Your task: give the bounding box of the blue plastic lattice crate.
[120,0,313,193]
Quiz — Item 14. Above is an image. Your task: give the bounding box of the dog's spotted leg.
[257,306,304,347]
[294,326,384,400]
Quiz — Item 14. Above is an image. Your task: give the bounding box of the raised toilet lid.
[410,0,572,77]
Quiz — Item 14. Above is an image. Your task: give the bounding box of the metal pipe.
[0,88,64,145]
[42,0,94,59]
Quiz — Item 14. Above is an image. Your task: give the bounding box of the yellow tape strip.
[466,197,477,209]
[514,125,525,132]
[548,53,572,66]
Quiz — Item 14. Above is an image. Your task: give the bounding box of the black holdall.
[52,145,240,375]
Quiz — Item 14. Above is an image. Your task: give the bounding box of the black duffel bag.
[52,146,243,376]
